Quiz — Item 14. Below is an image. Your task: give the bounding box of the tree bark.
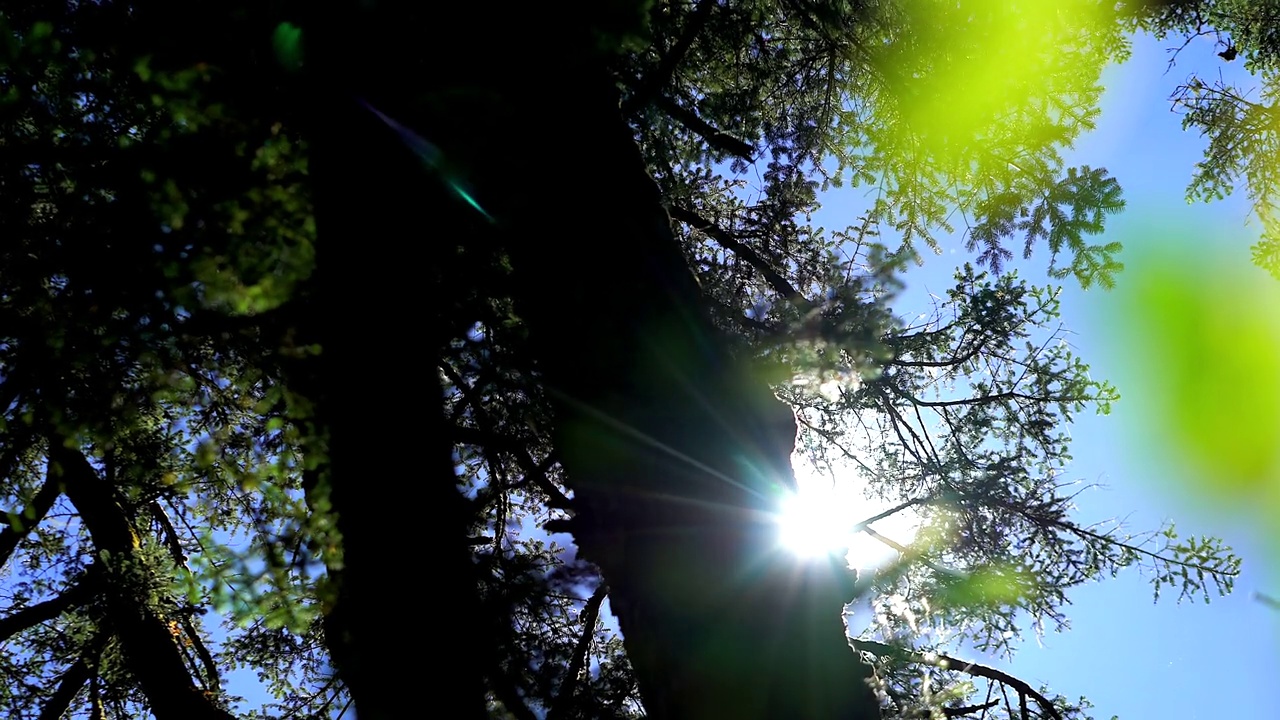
[495,79,881,720]
[303,3,881,717]
[302,8,489,719]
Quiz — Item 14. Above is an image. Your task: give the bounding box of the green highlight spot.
[1118,246,1280,497]
[273,22,305,73]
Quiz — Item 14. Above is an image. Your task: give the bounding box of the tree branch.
[669,204,812,310]
[181,613,221,686]
[621,0,718,116]
[38,658,91,720]
[149,501,189,566]
[0,570,97,644]
[851,639,1063,720]
[0,465,63,572]
[449,423,572,510]
[944,699,1000,717]
[50,440,235,720]
[89,665,104,720]
[550,584,609,720]
[981,493,1238,579]
[652,94,754,160]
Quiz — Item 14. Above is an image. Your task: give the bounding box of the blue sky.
[804,31,1280,719]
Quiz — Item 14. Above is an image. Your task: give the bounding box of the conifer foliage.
[0,2,1244,719]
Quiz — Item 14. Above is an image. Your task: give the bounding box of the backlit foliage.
[0,2,1245,719]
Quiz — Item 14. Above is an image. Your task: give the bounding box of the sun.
[776,468,921,570]
[777,492,855,558]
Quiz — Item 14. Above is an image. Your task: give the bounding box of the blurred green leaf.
[1120,247,1280,496]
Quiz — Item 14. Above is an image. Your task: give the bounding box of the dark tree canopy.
[0,1,1247,719]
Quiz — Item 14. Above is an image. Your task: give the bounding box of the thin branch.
[0,465,63,571]
[449,424,571,510]
[889,385,1061,409]
[670,204,813,310]
[181,614,221,686]
[849,497,929,534]
[149,501,188,566]
[439,361,572,509]
[984,494,1237,578]
[887,333,991,369]
[850,639,1063,720]
[860,525,956,578]
[89,664,104,720]
[794,413,929,494]
[944,699,1000,718]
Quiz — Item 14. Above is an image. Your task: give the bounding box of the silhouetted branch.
[653,94,754,159]
[851,639,1063,720]
[621,0,718,115]
[0,467,62,571]
[89,666,104,720]
[181,614,220,686]
[448,424,571,510]
[50,439,235,720]
[550,584,609,720]
[38,658,91,720]
[0,571,97,644]
[670,205,812,309]
[944,699,1000,718]
[149,501,188,566]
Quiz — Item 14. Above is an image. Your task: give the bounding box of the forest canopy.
[0,1,1266,719]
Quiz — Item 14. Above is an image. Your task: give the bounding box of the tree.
[1124,0,1280,278]
[0,2,1240,719]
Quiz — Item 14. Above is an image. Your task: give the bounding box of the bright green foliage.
[967,166,1126,288]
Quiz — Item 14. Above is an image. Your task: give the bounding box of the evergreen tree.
[0,2,1240,719]
[1125,0,1280,277]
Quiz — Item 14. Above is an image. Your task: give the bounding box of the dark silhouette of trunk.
[494,77,880,720]
[302,3,880,717]
[301,9,490,720]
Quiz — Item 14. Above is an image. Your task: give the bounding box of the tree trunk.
[494,77,882,720]
[305,3,881,717]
